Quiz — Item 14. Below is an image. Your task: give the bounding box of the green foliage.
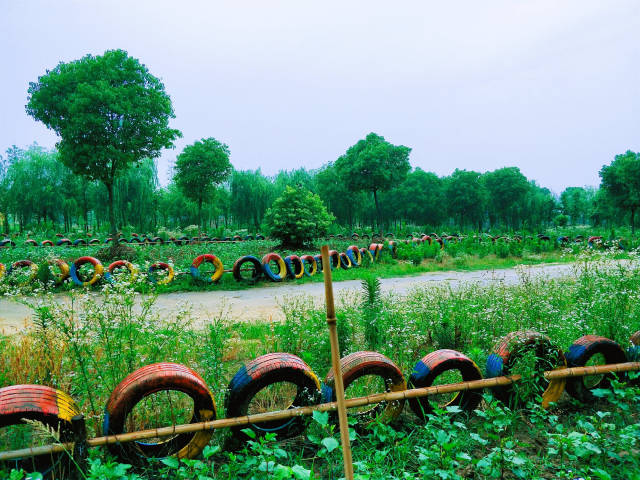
[600,150,640,233]
[554,213,569,227]
[263,186,334,247]
[25,49,181,233]
[445,169,487,229]
[482,167,531,229]
[174,137,232,226]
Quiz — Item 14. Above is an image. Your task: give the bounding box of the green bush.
[263,186,334,247]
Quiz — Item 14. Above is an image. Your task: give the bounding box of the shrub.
[263,186,334,247]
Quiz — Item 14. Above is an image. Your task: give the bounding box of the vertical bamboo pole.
[320,245,354,480]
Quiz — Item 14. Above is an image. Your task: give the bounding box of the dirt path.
[0,262,589,334]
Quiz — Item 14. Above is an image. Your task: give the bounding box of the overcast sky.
[1,1,638,193]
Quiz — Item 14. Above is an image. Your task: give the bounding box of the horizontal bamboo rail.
[1,362,638,462]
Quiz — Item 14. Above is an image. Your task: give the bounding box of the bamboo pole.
[320,245,354,480]
[1,363,638,462]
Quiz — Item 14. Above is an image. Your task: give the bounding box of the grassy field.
[0,233,632,296]
[1,254,639,478]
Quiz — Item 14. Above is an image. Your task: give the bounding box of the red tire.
[103,363,216,462]
[408,349,483,420]
[327,250,340,270]
[225,353,321,439]
[565,335,628,402]
[486,331,566,408]
[323,351,406,426]
[0,385,80,477]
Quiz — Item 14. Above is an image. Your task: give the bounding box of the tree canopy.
[174,137,232,227]
[600,150,640,233]
[26,49,181,234]
[334,133,411,227]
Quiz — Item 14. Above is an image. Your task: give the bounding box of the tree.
[599,151,640,234]
[263,186,334,247]
[334,133,411,228]
[445,169,487,230]
[482,167,530,228]
[26,49,181,237]
[174,137,232,227]
[560,187,594,226]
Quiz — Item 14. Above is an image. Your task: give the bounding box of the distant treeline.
[0,144,628,234]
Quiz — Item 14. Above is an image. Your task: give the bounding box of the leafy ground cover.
[1,254,639,478]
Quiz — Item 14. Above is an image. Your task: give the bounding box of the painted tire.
[388,241,398,258]
[0,263,5,282]
[323,351,406,426]
[284,255,304,279]
[408,349,483,420]
[0,385,80,477]
[130,237,143,244]
[190,254,224,283]
[41,240,54,247]
[89,238,100,245]
[420,235,431,245]
[385,233,394,239]
[328,250,340,270]
[262,253,287,282]
[346,246,362,267]
[630,331,640,370]
[339,252,352,269]
[8,260,39,286]
[359,248,374,264]
[300,255,317,277]
[48,259,70,284]
[148,262,175,285]
[105,260,138,284]
[0,239,15,247]
[25,239,37,246]
[73,239,87,246]
[56,238,71,246]
[232,255,263,283]
[564,335,628,403]
[256,234,266,240]
[313,254,323,272]
[103,363,216,462]
[631,331,640,346]
[179,236,190,245]
[152,236,164,244]
[486,331,566,408]
[70,256,104,286]
[351,233,359,240]
[225,353,321,439]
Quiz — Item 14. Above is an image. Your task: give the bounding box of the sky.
[1,1,638,194]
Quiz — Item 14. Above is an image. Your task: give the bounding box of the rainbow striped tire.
[262,253,287,282]
[190,254,224,283]
[48,259,70,284]
[564,335,627,403]
[359,248,374,265]
[323,351,406,427]
[225,353,322,440]
[300,255,317,276]
[232,255,263,283]
[0,385,80,477]
[105,260,138,284]
[148,262,175,285]
[313,255,323,272]
[339,252,352,269]
[8,260,39,286]
[408,349,483,420]
[103,363,216,463]
[486,331,566,408]
[70,256,104,286]
[346,245,362,267]
[388,241,398,258]
[284,255,304,279]
[327,250,340,270]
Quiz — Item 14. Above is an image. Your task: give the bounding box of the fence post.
[71,414,88,479]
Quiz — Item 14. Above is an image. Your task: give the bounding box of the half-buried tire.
[409,349,483,420]
[225,353,321,440]
[103,363,216,463]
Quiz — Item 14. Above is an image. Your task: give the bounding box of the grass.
[1,254,640,478]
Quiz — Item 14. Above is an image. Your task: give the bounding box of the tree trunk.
[198,198,203,228]
[106,182,116,238]
[373,189,382,230]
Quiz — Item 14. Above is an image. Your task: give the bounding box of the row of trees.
[0,141,633,235]
[0,49,636,237]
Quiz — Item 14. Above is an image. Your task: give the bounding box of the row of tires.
[0,244,390,287]
[0,234,267,248]
[2,330,639,475]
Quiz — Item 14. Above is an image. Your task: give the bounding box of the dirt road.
[0,262,588,334]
